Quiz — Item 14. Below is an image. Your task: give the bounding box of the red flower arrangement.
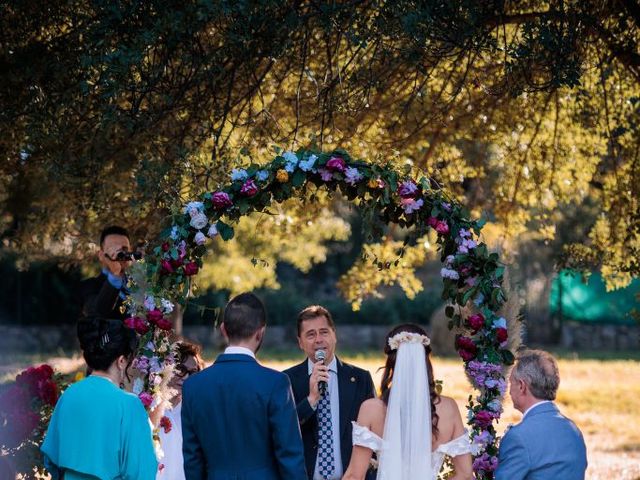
[0,364,65,479]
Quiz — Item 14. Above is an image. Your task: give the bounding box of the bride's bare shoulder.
[435,395,464,419]
[359,397,386,416]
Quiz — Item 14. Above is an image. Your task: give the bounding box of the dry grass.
[2,352,639,479]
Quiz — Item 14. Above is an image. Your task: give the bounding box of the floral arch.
[126,149,514,479]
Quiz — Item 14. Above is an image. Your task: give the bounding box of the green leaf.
[292,169,306,187]
[445,305,455,318]
[501,349,515,365]
[216,221,235,241]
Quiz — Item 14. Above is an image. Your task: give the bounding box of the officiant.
[284,305,376,480]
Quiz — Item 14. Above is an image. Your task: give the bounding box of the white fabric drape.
[377,341,433,480]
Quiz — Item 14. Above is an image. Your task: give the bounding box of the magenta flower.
[138,392,153,408]
[496,327,509,344]
[467,313,485,332]
[211,191,233,209]
[147,309,164,324]
[473,410,496,428]
[124,316,150,335]
[240,180,258,197]
[160,259,174,274]
[326,156,346,172]
[184,261,199,276]
[435,221,450,235]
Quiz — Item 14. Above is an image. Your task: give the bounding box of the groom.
[181,292,307,480]
[496,349,587,480]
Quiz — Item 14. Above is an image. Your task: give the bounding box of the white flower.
[493,317,507,329]
[299,154,317,172]
[344,167,363,185]
[208,224,218,238]
[161,298,174,314]
[231,168,248,181]
[170,226,180,240]
[190,212,208,230]
[144,295,155,311]
[256,170,269,182]
[388,331,431,350]
[183,201,204,216]
[445,255,455,265]
[194,231,206,245]
[440,267,460,280]
[132,378,144,395]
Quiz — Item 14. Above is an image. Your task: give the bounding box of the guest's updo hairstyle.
[380,323,441,437]
[77,317,138,372]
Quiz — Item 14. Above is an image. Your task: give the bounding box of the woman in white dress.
[343,324,474,480]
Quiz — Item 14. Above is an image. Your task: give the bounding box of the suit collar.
[214,353,257,364]
[522,401,558,420]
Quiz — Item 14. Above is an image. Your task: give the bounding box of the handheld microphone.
[314,349,327,395]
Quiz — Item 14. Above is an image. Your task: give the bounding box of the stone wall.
[561,321,640,350]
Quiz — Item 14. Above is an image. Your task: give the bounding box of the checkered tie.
[317,390,335,479]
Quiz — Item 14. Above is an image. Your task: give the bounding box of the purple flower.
[401,197,424,214]
[344,167,363,185]
[211,191,232,210]
[326,156,346,172]
[398,180,418,197]
[240,179,258,197]
[442,202,452,212]
[472,453,498,472]
[440,267,459,280]
[318,168,334,182]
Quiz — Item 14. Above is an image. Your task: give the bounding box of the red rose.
[326,156,346,172]
[35,365,54,380]
[184,261,199,276]
[473,410,495,428]
[458,349,477,362]
[124,316,150,335]
[147,309,164,325]
[160,416,172,434]
[455,335,478,361]
[170,257,184,269]
[496,327,508,343]
[467,313,485,332]
[37,379,58,406]
[211,191,233,210]
[155,317,173,331]
[161,242,170,252]
[160,260,174,274]
[427,217,439,228]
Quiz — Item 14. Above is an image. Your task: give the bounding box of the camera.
[107,250,143,262]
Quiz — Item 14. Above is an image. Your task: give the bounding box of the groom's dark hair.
[223,292,266,341]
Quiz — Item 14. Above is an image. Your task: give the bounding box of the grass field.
[2,349,639,479]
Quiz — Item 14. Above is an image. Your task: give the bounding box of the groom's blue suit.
[181,353,307,480]
[496,402,587,480]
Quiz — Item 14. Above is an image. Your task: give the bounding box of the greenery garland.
[126,148,514,479]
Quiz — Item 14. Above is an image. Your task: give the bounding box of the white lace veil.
[377,336,433,480]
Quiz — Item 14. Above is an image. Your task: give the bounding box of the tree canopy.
[1,0,638,294]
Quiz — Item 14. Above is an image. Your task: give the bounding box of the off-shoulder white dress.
[352,422,472,479]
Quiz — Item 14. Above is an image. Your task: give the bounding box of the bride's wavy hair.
[380,323,440,437]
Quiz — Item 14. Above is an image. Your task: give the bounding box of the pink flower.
[184,261,199,276]
[138,392,153,408]
[240,180,258,197]
[401,197,424,214]
[211,191,232,209]
[398,180,418,197]
[326,156,346,172]
[435,221,449,235]
[467,313,485,332]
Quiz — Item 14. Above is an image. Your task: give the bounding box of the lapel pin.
[350,377,356,382]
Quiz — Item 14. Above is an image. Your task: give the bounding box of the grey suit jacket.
[496,402,587,480]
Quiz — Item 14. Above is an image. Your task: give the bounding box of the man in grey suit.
[496,349,587,480]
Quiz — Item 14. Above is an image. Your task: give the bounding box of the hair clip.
[100,332,110,348]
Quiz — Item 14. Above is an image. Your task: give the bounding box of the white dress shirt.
[307,357,342,480]
[522,400,552,419]
[224,346,256,358]
[157,402,185,480]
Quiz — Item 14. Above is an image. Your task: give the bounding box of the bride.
[343,324,474,480]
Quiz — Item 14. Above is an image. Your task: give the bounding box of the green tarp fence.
[549,270,639,325]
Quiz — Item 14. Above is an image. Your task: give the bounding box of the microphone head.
[315,349,326,362]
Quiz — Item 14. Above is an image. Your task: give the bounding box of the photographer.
[79,226,141,321]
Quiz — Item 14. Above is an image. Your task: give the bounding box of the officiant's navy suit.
[284,358,375,480]
[496,402,587,480]
[182,353,307,480]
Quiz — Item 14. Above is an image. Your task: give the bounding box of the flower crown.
[388,331,431,350]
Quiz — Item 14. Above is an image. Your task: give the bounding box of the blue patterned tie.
[317,390,335,479]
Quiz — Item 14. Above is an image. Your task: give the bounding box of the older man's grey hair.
[513,349,560,400]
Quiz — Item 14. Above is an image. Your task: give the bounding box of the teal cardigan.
[41,375,157,480]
